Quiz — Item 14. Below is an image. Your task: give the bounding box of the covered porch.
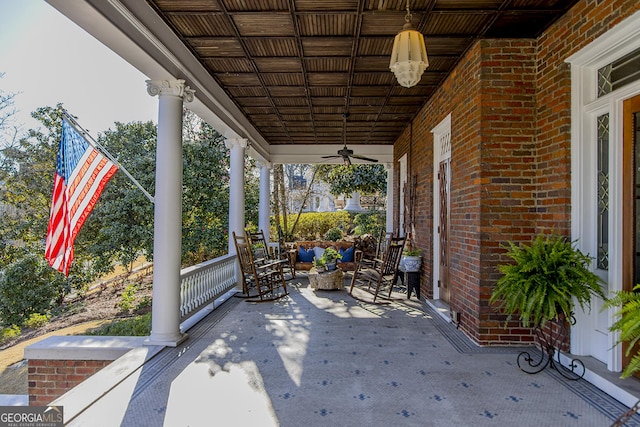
[39,0,640,422]
[49,275,640,426]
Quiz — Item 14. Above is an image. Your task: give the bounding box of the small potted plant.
[314,256,326,271]
[321,247,342,271]
[401,248,422,272]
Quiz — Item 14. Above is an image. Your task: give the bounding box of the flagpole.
[62,111,155,204]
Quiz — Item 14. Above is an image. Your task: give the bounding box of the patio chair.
[233,231,289,302]
[363,230,394,269]
[246,228,296,279]
[349,236,406,303]
[277,225,297,278]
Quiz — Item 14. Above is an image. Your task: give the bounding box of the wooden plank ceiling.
[147,0,578,147]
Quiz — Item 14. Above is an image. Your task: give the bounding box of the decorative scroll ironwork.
[516,313,585,380]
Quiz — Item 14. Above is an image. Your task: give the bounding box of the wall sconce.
[389,0,429,88]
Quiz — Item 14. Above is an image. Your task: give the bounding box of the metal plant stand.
[516,313,585,380]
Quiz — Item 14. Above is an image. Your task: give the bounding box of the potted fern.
[603,285,640,378]
[490,234,606,378]
[490,234,605,328]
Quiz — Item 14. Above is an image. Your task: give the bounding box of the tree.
[0,72,22,171]
[81,120,157,273]
[0,105,93,322]
[181,111,230,264]
[315,164,387,197]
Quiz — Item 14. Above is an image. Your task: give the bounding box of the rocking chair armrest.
[256,259,287,271]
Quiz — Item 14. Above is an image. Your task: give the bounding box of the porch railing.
[179,254,237,322]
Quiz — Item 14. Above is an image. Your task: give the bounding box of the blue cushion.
[298,246,315,262]
[338,246,354,263]
[313,246,325,261]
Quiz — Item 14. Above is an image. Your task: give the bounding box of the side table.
[398,266,420,299]
[309,268,344,290]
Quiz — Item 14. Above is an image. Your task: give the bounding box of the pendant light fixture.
[389,0,428,88]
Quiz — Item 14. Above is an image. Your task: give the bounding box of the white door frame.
[432,114,452,301]
[567,11,640,372]
[399,154,408,237]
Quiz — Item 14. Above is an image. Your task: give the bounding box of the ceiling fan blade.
[351,154,379,163]
[321,155,341,159]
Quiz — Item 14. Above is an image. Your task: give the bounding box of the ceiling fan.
[321,113,378,166]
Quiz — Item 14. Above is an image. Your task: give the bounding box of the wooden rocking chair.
[246,229,295,279]
[349,236,406,303]
[233,231,289,302]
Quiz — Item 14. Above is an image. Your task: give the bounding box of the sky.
[0,0,158,138]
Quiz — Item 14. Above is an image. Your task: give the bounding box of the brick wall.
[392,0,640,345]
[28,359,111,406]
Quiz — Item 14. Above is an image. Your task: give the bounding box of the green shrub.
[0,253,68,326]
[85,313,151,336]
[353,211,385,236]
[323,227,343,241]
[136,296,152,312]
[23,313,51,329]
[0,324,21,345]
[117,283,138,313]
[276,211,350,240]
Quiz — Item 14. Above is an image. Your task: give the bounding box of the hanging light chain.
[405,0,412,24]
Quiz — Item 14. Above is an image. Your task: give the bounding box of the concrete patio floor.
[61,275,640,426]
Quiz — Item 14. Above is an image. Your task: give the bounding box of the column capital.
[257,160,272,169]
[146,79,195,102]
[225,137,249,150]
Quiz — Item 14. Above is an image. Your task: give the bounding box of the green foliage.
[23,313,51,329]
[117,283,138,313]
[489,234,606,328]
[403,249,422,256]
[0,106,66,247]
[83,120,157,275]
[315,164,387,197]
[603,285,640,378]
[323,227,343,241]
[136,296,152,312]
[0,324,21,345]
[181,115,232,264]
[0,251,70,326]
[85,313,151,336]
[277,211,350,240]
[320,247,342,264]
[353,211,385,236]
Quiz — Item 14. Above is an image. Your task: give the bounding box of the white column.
[258,161,271,243]
[146,79,194,346]
[226,137,247,254]
[386,163,394,234]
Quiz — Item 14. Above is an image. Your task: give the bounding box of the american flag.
[45,118,118,275]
